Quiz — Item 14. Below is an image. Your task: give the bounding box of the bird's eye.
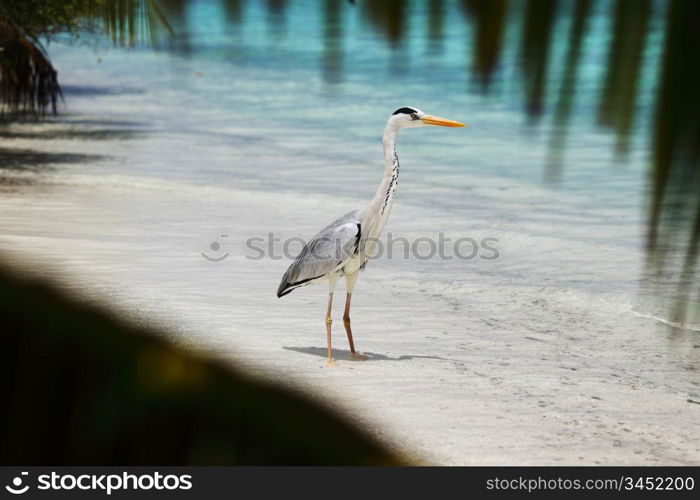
[410,113,418,120]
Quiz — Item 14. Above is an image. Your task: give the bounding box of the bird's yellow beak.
[420,115,467,127]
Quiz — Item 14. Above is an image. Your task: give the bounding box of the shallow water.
[0,0,698,464]
[15,0,689,311]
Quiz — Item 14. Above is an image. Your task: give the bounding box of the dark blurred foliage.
[597,0,650,156]
[322,0,343,84]
[0,264,402,465]
[0,12,61,118]
[545,0,592,181]
[265,0,288,38]
[0,0,83,37]
[648,0,700,324]
[0,0,172,118]
[360,0,407,48]
[459,0,508,89]
[519,0,557,120]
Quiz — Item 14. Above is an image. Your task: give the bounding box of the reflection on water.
[158,0,699,326]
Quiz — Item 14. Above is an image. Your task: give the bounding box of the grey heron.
[277,107,466,364]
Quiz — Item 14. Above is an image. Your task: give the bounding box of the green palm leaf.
[0,14,61,118]
[0,0,173,118]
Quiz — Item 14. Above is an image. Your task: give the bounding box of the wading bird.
[277,107,466,364]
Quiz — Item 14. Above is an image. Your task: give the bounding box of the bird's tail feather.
[276,272,323,298]
[277,281,294,298]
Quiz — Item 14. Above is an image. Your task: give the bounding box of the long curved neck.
[366,123,400,238]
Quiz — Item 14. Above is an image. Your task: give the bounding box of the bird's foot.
[325,358,336,366]
[350,352,368,361]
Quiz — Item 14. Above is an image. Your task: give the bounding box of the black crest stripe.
[392,107,417,115]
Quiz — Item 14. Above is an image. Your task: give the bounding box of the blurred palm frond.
[80,0,173,48]
[460,0,509,89]
[0,15,61,118]
[0,263,403,465]
[0,0,172,118]
[359,0,407,48]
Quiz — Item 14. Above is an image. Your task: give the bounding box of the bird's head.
[388,106,466,130]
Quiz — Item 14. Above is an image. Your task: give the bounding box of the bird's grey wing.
[277,211,361,297]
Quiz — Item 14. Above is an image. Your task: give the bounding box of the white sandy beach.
[0,167,698,465]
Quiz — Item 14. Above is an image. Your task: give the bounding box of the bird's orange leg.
[343,292,355,353]
[343,292,367,360]
[325,292,334,365]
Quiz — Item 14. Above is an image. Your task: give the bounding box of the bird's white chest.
[336,252,364,275]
